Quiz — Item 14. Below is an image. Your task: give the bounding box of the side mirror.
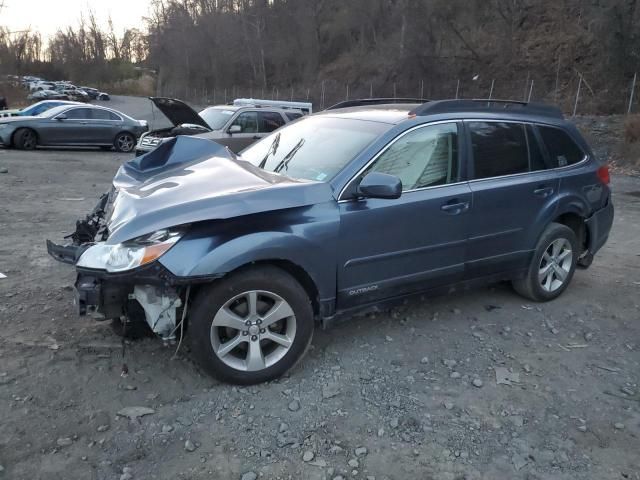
[228,124,242,134]
[56,114,67,121]
[357,172,402,199]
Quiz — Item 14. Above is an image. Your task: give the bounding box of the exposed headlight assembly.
[77,228,184,272]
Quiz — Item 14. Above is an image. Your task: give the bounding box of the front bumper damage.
[47,193,190,340]
[73,264,185,340]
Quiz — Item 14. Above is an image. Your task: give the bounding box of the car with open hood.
[47,98,614,385]
[136,97,309,155]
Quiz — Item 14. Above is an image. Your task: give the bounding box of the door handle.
[441,200,470,215]
[533,186,554,198]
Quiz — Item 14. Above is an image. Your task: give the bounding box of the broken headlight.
[76,229,184,272]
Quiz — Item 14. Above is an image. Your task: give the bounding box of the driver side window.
[230,111,258,133]
[367,123,459,191]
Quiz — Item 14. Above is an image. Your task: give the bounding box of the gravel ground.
[0,98,639,480]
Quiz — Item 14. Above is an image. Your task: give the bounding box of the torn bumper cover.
[73,263,190,339]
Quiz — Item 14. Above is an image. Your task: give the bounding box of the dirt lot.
[0,98,639,480]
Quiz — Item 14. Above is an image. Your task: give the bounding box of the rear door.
[464,121,559,277]
[88,108,123,144]
[337,122,472,308]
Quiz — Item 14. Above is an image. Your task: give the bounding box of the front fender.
[159,203,339,302]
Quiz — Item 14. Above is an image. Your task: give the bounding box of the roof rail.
[409,99,564,119]
[326,98,429,110]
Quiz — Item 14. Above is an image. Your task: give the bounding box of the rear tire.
[513,222,578,302]
[13,128,37,150]
[114,132,135,152]
[188,266,314,385]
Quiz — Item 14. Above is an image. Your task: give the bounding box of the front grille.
[140,136,163,148]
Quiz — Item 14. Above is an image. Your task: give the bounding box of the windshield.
[199,107,236,130]
[38,106,66,117]
[240,116,390,181]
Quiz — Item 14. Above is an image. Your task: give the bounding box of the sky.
[0,0,153,39]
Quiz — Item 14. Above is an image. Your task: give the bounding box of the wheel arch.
[552,210,588,255]
[11,126,38,147]
[214,259,321,318]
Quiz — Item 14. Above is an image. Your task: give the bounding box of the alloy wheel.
[22,130,36,149]
[116,134,135,152]
[210,290,297,372]
[538,238,573,292]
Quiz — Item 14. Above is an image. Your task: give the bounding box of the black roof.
[325,98,564,121]
[409,99,564,119]
[326,98,429,110]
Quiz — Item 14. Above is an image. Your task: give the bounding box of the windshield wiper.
[258,132,281,169]
[273,138,305,174]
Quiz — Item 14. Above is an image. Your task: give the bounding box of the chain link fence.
[158,72,640,116]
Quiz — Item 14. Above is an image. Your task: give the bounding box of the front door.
[337,122,472,308]
[47,107,95,144]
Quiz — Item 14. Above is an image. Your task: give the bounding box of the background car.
[0,100,82,118]
[0,104,148,152]
[28,89,69,101]
[136,97,310,155]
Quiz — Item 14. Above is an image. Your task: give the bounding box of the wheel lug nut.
[251,335,258,341]
[242,331,248,336]
[256,319,262,325]
[245,320,252,326]
[260,328,265,334]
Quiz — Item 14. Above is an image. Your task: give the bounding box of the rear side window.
[538,126,585,167]
[91,109,120,120]
[64,108,91,120]
[285,112,303,121]
[470,122,529,179]
[259,111,285,133]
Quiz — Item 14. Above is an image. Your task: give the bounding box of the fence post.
[554,53,562,103]
[321,80,325,109]
[527,80,534,102]
[488,79,495,100]
[393,82,397,99]
[306,88,310,100]
[628,72,637,114]
[455,79,460,99]
[523,71,530,101]
[346,83,349,101]
[420,79,424,99]
[370,82,373,98]
[224,88,227,103]
[290,86,293,101]
[573,74,583,117]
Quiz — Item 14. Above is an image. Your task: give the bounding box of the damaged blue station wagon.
[47,99,614,384]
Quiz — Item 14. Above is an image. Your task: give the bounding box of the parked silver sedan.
[0,104,148,152]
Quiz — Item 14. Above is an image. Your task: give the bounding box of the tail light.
[597,165,610,185]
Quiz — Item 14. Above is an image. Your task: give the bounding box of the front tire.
[513,222,578,302]
[114,132,135,152]
[13,128,37,150]
[189,266,314,385]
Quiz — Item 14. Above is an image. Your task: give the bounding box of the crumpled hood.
[105,136,333,244]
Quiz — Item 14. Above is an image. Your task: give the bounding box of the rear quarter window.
[538,126,585,167]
